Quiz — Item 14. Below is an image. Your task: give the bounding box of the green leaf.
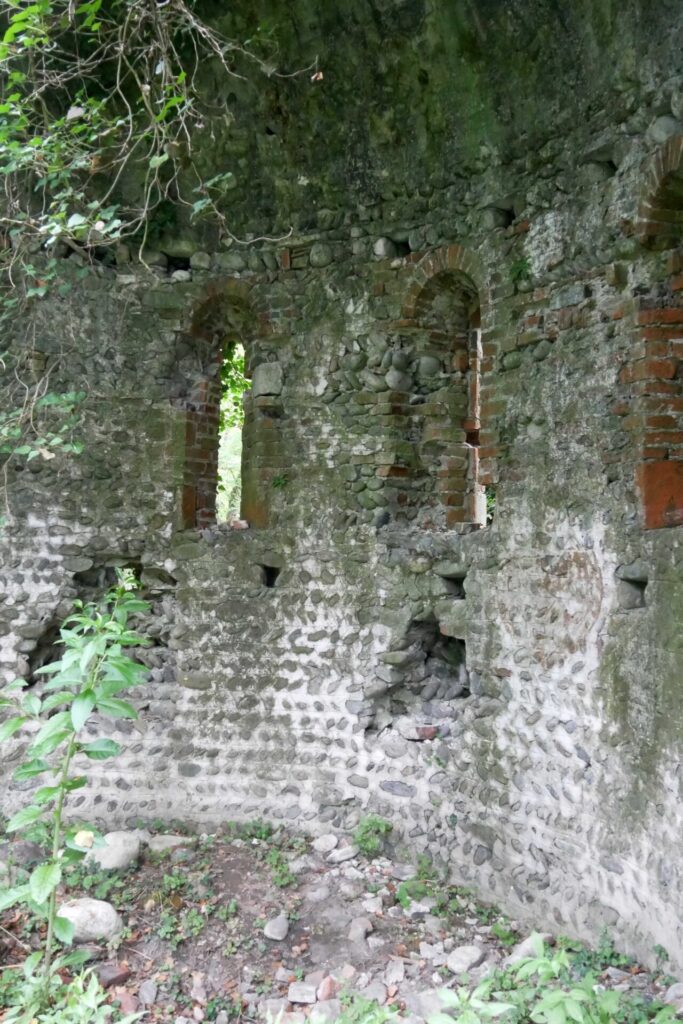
[6,804,44,832]
[66,212,87,229]
[21,693,42,715]
[41,690,77,713]
[29,861,61,905]
[0,715,27,741]
[96,696,137,719]
[0,884,29,913]
[149,153,168,168]
[53,914,75,945]
[14,757,50,781]
[29,710,72,757]
[30,728,72,758]
[33,784,61,805]
[71,689,95,731]
[80,737,120,760]
[64,775,87,791]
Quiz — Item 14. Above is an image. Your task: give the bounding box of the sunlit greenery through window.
[217,344,249,523]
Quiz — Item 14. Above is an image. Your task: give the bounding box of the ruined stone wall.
[2,0,683,974]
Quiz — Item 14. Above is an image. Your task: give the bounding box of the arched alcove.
[410,268,486,527]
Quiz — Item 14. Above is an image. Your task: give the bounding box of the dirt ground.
[0,823,678,1023]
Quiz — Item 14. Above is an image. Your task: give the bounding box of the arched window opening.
[409,269,487,529]
[216,342,250,524]
[633,139,683,528]
[177,293,260,531]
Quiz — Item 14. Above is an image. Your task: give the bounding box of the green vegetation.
[265,847,296,889]
[353,815,393,858]
[0,570,149,1017]
[509,257,532,284]
[0,3,293,514]
[217,343,249,522]
[335,993,396,1024]
[558,931,634,977]
[428,935,675,1024]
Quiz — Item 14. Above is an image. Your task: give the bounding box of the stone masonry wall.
[2,0,683,975]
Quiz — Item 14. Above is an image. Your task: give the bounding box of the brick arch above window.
[634,134,683,248]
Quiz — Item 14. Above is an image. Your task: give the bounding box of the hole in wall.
[166,254,191,272]
[260,564,281,588]
[405,617,470,702]
[617,578,648,610]
[440,576,466,598]
[73,559,143,590]
[365,613,471,735]
[390,238,411,257]
[27,622,62,685]
[485,486,496,525]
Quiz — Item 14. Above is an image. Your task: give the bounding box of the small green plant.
[157,910,182,948]
[654,944,670,973]
[426,935,676,1024]
[271,474,288,489]
[334,993,396,1024]
[514,934,572,984]
[396,878,430,909]
[239,819,274,841]
[183,907,206,939]
[510,256,531,284]
[353,815,393,858]
[491,921,518,948]
[216,898,238,921]
[560,930,633,977]
[1,957,141,1024]
[430,981,513,1024]
[266,847,295,888]
[205,995,241,1022]
[162,871,188,894]
[416,854,437,880]
[0,570,149,1013]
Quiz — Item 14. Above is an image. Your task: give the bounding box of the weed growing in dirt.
[265,848,295,888]
[216,898,238,921]
[353,816,393,858]
[156,906,206,948]
[63,863,136,908]
[490,921,518,948]
[238,820,274,841]
[558,929,633,977]
[396,878,430,909]
[334,993,397,1024]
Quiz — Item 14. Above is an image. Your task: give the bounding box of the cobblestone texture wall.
[2,0,683,973]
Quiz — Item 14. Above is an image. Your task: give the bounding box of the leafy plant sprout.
[0,568,150,1011]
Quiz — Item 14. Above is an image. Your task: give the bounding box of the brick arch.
[175,280,277,530]
[400,245,498,526]
[634,135,683,247]
[626,142,683,528]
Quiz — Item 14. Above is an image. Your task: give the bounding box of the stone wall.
[2,0,683,973]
